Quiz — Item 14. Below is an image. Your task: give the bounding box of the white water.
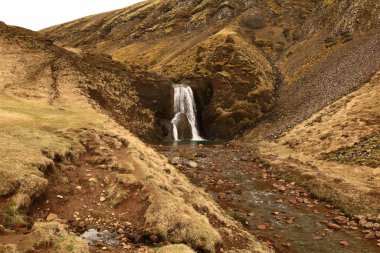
[171,84,203,141]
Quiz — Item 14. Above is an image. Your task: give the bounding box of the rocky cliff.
[42,0,319,140]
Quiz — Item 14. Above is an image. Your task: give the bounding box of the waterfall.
[171,84,203,141]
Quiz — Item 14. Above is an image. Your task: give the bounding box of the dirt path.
[153,142,380,253]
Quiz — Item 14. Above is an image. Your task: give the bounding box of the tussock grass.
[21,221,89,253]
[145,190,221,252]
[155,244,195,253]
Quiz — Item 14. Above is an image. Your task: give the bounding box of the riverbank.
[255,73,380,216]
[153,142,380,252]
[0,96,271,253]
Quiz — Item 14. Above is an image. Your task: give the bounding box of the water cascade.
[171,84,203,141]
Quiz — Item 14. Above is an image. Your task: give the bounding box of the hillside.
[258,71,380,214]
[0,22,271,253]
[42,0,380,141]
[42,0,318,140]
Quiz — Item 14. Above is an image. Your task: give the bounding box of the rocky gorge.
[1,0,380,252]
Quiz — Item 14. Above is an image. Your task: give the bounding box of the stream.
[153,142,379,253]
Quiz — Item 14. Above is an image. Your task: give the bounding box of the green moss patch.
[321,132,380,168]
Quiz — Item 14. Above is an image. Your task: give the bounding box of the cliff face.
[42,0,380,140]
[257,0,380,138]
[42,0,318,140]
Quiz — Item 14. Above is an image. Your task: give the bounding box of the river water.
[171,84,203,141]
[154,143,379,253]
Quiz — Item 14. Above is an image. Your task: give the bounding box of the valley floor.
[0,95,269,253]
[0,89,379,252]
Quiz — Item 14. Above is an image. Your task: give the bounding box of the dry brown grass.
[7,221,89,253]
[155,244,195,253]
[0,96,106,207]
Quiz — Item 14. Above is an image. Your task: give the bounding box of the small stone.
[287,218,294,224]
[76,186,82,190]
[218,192,227,199]
[100,197,106,202]
[355,214,366,220]
[326,222,341,230]
[359,219,367,226]
[375,231,380,238]
[216,179,224,185]
[57,195,64,199]
[88,178,98,183]
[333,216,348,224]
[247,212,255,217]
[170,157,181,165]
[187,161,198,168]
[365,233,375,239]
[314,236,323,240]
[240,156,248,161]
[257,224,267,230]
[46,213,58,222]
[364,222,374,229]
[340,241,349,246]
